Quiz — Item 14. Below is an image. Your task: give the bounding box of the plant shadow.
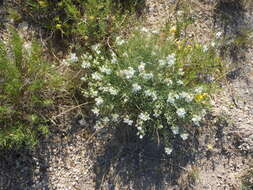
[0,144,51,190]
[213,0,252,68]
[0,116,80,190]
[94,126,199,190]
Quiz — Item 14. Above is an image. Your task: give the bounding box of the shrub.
[19,0,138,46]
[0,28,61,149]
[75,28,223,154]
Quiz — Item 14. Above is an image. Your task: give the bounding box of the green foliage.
[0,29,60,149]
[75,28,223,154]
[19,0,138,46]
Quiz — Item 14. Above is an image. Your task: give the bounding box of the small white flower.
[192,115,202,126]
[171,126,179,135]
[80,77,86,81]
[158,124,163,129]
[164,78,173,86]
[180,92,193,103]
[139,135,143,139]
[174,94,180,99]
[142,73,153,80]
[138,112,150,121]
[92,107,100,116]
[95,97,104,106]
[81,61,91,69]
[165,147,173,155]
[138,62,146,72]
[102,117,110,124]
[144,90,157,101]
[176,108,186,118]
[216,31,222,38]
[132,83,142,92]
[178,68,184,75]
[166,53,176,66]
[177,80,184,85]
[123,52,128,57]
[123,118,133,126]
[62,59,69,66]
[94,121,103,130]
[151,29,160,34]
[119,67,135,79]
[91,44,101,54]
[140,27,149,33]
[67,53,78,63]
[24,42,32,54]
[201,109,207,117]
[203,45,208,52]
[152,94,157,101]
[111,51,116,58]
[112,57,117,64]
[112,114,119,122]
[180,133,189,140]
[100,66,112,74]
[167,93,175,104]
[91,72,102,81]
[144,89,152,97]
[158,59,166,66]
[90,89,98,97]
[194,87,203,94]
[108,87,118,95]
[116,36,125,46]
[153,113,160,118]
[93,59,99,65]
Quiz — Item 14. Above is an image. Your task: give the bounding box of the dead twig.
[52,102,91,119]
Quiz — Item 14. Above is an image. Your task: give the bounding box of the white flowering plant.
[78,31,222,155]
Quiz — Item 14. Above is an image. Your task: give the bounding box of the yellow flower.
[195,44,201,48]
[89,16,95,20]
[55,24,62,29]
[207,144,213,150]
[169,26,177,34]
[38,0,48,7]
[195,93,208,102]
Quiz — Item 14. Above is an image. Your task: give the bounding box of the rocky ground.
[0,0,253,190]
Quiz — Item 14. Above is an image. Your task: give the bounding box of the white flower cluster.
[62,52,79,65]
[138,112,150,121]
[116,36,125,46]
[158,53,176,67]
[144,89,157,101]
[132,83,142,93]
[118,67,135,79]
[80,36,210,156]
[179,92,193,103]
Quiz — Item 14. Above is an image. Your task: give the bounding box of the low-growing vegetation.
[16,0,143,47]
[76,29,223,154]
[0,29,62,148]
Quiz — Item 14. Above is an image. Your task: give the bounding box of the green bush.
[19,0,139,46]
[75,28,223,154]
[0,29,60,149]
